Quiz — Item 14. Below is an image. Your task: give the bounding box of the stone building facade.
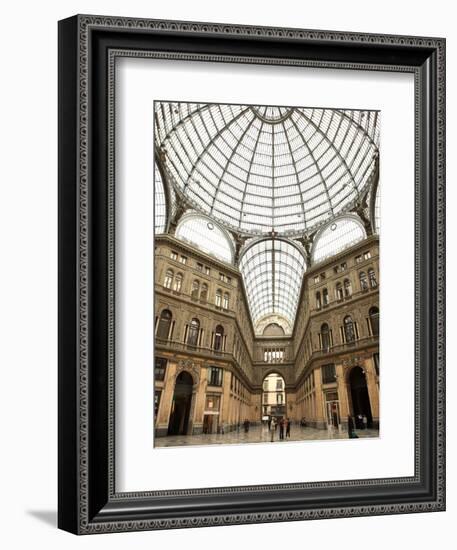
[154,233,379,437]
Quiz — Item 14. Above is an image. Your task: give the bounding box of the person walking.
[286,417,291,438]
[362,415,368,430]
[220,421,225,435]
[270,417,277,442]
[347,415,358,438]
[279,417,284,440]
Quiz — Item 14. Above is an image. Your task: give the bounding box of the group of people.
[268,416,291,442]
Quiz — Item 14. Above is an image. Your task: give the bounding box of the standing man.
[270,417,277,442]
[279,417,284,440]
[286,417,291,438]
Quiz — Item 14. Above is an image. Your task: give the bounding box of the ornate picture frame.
[58,14,445,534]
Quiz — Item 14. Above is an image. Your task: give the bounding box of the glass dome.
[155,102,380,236]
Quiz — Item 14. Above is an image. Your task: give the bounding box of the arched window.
[200,283,208,302]
[344,315,355,343]
[157,309,172,340]
[369,306,379,336]
[335,282,343,301]
[173,273,183,292]
[215,289,222,308]
[368,268,377,288]
[359,271,368,291]
[214,325,224,351]
[262,373,286,417]
[316,291,322,310]
[187,318,200,346]
[175,215,234,264]
[164,269,173,289]
[191,280,200,300]
[223,292,230,310]
[312,217,366,263]
[322,288,329,306]
[344,279,352,297]
[321,323,330,351]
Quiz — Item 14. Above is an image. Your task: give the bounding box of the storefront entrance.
[168,371,193,435]
[348,366,373,428]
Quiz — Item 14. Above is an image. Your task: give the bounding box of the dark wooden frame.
[58,14,446,534]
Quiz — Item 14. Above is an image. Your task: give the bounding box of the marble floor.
[155,424,379,448]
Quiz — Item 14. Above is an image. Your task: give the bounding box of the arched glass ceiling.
[175,214,234,264]
[155,101,380,236]
[312,217,366,264]
[154,163,167,234]
[239,238,306,331]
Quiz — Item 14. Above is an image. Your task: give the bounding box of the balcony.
[155,337,231,359]
[310,334,379,360]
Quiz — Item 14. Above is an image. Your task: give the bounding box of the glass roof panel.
[155,102,380,236]
[154,163,167,234]
[312,217,366,264]
[374,183,380,234]
[175,214,234,264]
[239,238,307,332]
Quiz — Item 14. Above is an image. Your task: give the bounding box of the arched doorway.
[348,367,372,428]
[262,373,286,421]
[168,371,194,435]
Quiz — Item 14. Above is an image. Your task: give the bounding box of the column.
[190,365,207,435]
[155,361,178,437]
[220,369,232,428]
[313,367,326,429]
[335,363,350,428]
[363,357,380,428]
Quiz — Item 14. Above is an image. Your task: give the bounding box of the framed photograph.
[58,14,445,534]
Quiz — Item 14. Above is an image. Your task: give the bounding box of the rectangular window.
[205,394,221,411]
[364,251,371,260]
[208,366,223,386]
[226,276,232,284]
[154,357,167,381]
[170,251,178,261]
[219,272,225,281]
[196,262,203,271]
[355,254,362,263]
[205,266,211,275]
[321,363,336,384]
[320,272,326,280]
[373,353,380,376]
[314,275,320,284]
[325,391,338,401]
[341,262,347,271]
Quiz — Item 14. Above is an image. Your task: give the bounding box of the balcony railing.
[310,334,379,360]
[155,337,230,358]
[313,285,378,313]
